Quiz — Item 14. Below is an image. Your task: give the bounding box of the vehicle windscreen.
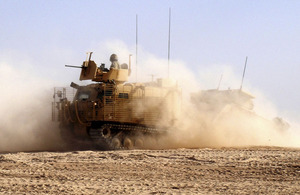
[76,91,91,101]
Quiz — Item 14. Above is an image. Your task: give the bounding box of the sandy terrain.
[0,147,299,194]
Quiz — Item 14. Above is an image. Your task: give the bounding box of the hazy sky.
[0,0,299,119]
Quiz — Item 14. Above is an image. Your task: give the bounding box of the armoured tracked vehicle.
[52,52,181,149]
[191,89,289,132]
[190,56,289,133]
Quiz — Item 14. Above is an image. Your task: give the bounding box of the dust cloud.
[99,40,300,148]
[160,66,298,148]
[157,101,296,149]
[0,40,299,152]
[0,63,63,152]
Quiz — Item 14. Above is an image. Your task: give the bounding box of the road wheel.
[134,138,144,148]
[111,137,121,149]
[123,137,133,149]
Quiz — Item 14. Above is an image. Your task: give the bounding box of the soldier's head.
[110,54,118,62]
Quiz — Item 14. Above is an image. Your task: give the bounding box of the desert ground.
[0,147,299,194]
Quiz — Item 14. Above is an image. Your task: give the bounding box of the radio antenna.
[217,74,223,90]
[168,7,171,78]
[240,56,248,91]
[136,14,138,82]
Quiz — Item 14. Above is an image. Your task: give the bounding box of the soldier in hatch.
[110,54,120,69]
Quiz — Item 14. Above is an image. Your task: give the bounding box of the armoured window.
[118,93,129,99]
[77,92,90,100]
